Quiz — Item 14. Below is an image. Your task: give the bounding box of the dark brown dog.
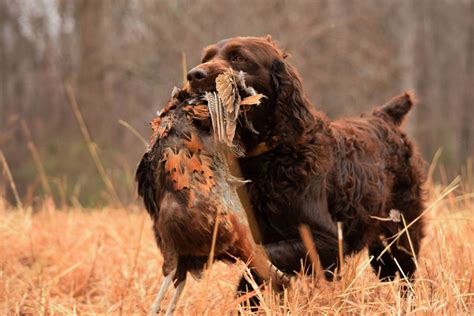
[187,36,426,298]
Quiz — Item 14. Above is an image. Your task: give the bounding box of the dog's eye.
[231,54,246,63]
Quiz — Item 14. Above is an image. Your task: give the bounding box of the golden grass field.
[1,173,473,315]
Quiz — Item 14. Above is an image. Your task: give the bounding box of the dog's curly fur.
[187,36,426,297]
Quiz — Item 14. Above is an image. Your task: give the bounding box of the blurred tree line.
[1,0,473,207]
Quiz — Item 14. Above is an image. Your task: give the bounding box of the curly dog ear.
[270,59,315,144]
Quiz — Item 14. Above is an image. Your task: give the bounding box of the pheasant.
[135,71,288,315]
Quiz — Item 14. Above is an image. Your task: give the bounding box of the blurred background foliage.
[1,0,473,207]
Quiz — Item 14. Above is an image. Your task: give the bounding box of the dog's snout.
[187,67,207,82]
[186,61,228,93]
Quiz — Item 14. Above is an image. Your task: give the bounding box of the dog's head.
[187,36,315,151]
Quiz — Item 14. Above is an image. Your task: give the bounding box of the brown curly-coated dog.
[186,35,426,300]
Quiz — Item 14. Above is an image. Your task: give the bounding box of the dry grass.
[0,180,473,315]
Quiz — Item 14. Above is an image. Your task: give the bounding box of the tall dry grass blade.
[15,293,28,315]
[298,225,320,276]
[46,262,82,287]
[240,262,270,315]
[400,213,430,302]
[118,119,148,149]
[198,206,222,314]
[182,52,187,85]
[337,221,344,274]
[427,148,442,188]
[65,83,123,207]
[51,177,68,209]
[0,150,23,210]
[454,192,474,203]
[393,257,415,293]
[439,164,449,187]
[466,157,473,190]
[207,208,221,270]
[21,120,53,198]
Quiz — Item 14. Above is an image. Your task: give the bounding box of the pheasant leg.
[150,272,174,315]
[165,278,186,316]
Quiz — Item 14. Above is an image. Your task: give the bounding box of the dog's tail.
[373,91,416,126]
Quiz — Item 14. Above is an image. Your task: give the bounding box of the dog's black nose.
[187,67,207,82]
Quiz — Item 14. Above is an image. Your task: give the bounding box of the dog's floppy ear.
[270,59,315,144]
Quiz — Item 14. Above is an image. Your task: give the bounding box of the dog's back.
[326,92,425,278]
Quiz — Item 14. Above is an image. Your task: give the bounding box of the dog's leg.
[369,240,398,281]
[370,174,425,285]
[370,218,424,285]
[262,233,340,281]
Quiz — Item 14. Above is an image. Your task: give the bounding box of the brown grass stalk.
[21,120,53,198]
[118,119,148,149]
[298,224,320,277]
[182,52,188,85]
[427,148,442,188]
[198,206,222,314]
[0,150,23,211]
[65,83,123,207]
[337,221,344,275]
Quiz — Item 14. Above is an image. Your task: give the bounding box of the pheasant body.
[136,73,287,315]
